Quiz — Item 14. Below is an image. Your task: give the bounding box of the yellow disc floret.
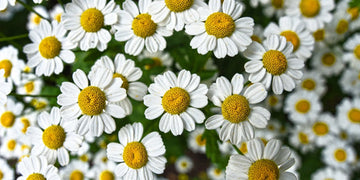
[7,139,16,151]
[239,142,248,154]
[0,111,16,128]
[348,7,359,21]
[298,132,309,144]
[354,45,360,59]
[302,79,316,90]
[336,19,349,34]
[268,95,279,106]
[80,8,104,32]
[113,73,129,90]
[38,36,62,59]
[162,87,190,114]
[262,50,287,75]
[70,170,84,180]
[271,0,284,9]
[55,13,62,23]
[312,122,329,136]
[78,86,107,116]
[145,57,163,70]
[321,53,336,66]
[299,0,320,18]
[165,0,194,12]
[0,59,13,78]
[123,142,148,169]
[334,149,347,162]
[295,99,311,114]
[313,29,325,41]
[195,134,206,146]
[24,81,35,94]
[99,170,115,180]
[280,31,300,51]
[348,108,360,123]
[251,35,262,43]
[32,15,41,25]
[221,94,250,123]
[0,170,3,179]
[42,125,66,150]
[205,12,235,39]
[27,173,46,180]
[132,13,157,38]
[248,159,279,180]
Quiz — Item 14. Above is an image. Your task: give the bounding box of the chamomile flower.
[289,125,315,153]
[336,98,360,138]
[309,113,338,147]
[0,45,22,85]
[207,165,225,180]
[89,54,148,116]
[296,70,326,96]
[62,0,119,51]
[139,50,173,71]
[205,74,269,144]
[148,0,206,31]
[226,138,296,180]
[311,46,344,77]
[0,134,21,159]
[50,4,64,23]
[90,160,119,180]
[0,158,14,180]
[113,0,172,56]
[144,70,208,136]
[59,160,90,180]
[0,69,12,106]
[13,112,38,145]
[0,0,15,11]
[0,98,24,137]
[175,155,193,174]
[343,33,360,70]
[311,167,349,180]
[251,25,264,44]
[0,2,21,21]
[57,69,127,137]
[284,90,322,124]
[26,107,83,166]
[339,68,360,96]
[244,34,304,94]
[188,126,206,153]
[17,155,60,180]
[262,0,290,18]
[27,6,49,30]
[185,0,254,58]
[322,140,356,171]
[107,123,167,179]
[16,74,43,102]
[323,11,351,45]
[264,16,314,60]
[337,0,360,32]
[264,93,283,111]
[285,0,334,32]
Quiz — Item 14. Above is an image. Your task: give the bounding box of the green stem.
[0,34,28,42]
[17,0,49,20]
[232,144,244,155]
[9,93,58,98]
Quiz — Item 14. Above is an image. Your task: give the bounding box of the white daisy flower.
[0,69,12,106]
[57,69,127,137]
[249,0,268,8]
[289,125,315,153]
[322,140,356,171]
[50,4,64,23]
[337,0,360,32]
[17,155,60,180]
[90,160,120,180]
[284,90,322,124]
[339,68,360,96]
[311,167,350,180]
[89,53,148,116]
[144,70,208,136]
[26,107,83,166]
[148,0,207,31]
[0,133,22,159]
[309,113,339,147]
[187,126,206,154]
[311,45,344,77]
[285,0,335,32]
[113,0,172,56]
[343,33,360,70]
[0,158,14,180]
[262,0,290,18]
[264,93,283,111]
[336,97,360,139]
[295,70,326,96]
[16,74,43,102]
[251,25,265,44]
[244,34,304,95]
[207,165,225,180]
[62,0,119,51]
[27,6,49,30]
[323,11,351,45]
[94,149,110,165]
[0,45,22,85]
[0,98,24,137]
[107,123,167,179]
[264,16,314,60]
[175,155,194,174]
[0,0,15,11]
[226,138,296,180]
[138,50,173,71]
[185,0,254,59]
[59,160,90,180]
[13,111,38,145]
[205,74,269,144]
[311,28,327,45]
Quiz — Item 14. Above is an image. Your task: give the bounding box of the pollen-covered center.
[354,45,360,59]
[0,111,16,128]
[32,15,41,25]
[205,12,235,39]
[336,19,349,34]
[313,29,325,41]
[312,122,329,136]
[268,95,279,106]
[248,159,279,180]
[70,170,84,180]
[24,81,35,93]
[280,31,300,51]
[299,0,320,18]
[251,35,262,43]
[295,99,311,114]
[78,86,106,116]
[0,59,13,77]
[55,13,62,22]
[165,0,194,12]
[195,134,206,146]
[145,57,163,70]
[302,79,316,90]
[271,0,284,9]
[132,13,157,38]
[321,53,336,66]
[0,170,3,179]
[27,173,46,180]
[113,73,129,90]
[262,50,287,75]
[348,7,359,20]
[298,132,309,144]
[334,149,347,162]
[348,108,360,123]
[99,170,115,180]
[162,87,190,114]
[221,94,250,123]
[7,139,16,151]
[80,8,104,32]
[123,142,148,169]
[42,125,66,150]
[38,36,62,59]
[239,142,248,154]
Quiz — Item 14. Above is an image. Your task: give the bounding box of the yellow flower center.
[23,66,31,73]
[354,45,360,59]
[99,170,115,180]
[299,0,320,18]
[113,73,129,90]
[32,15,42,25]
[42,125,66,150]
[248,159,279,180]
[162,87,190,115]
[195,134,206,146]
[312,122,329,136]
[27,173,46,180]
[24,81,35,94]
[214,168,222,176]
[123,142,148,169]
[336,19,349,34]
[251,35,262,43]
[348,7,359,20]
[0,59,13,78]
[340,131,348,140]
[0,111,16,128]
[271,0,284,9]
[70,170,84,180]
[321,53,336,66]
[262,50,287,75]
[205,12,235,39]
[7,139,16,151]
[313,29,325,41]
[280,31,300,51]
[295,99,311,114]
[78,86,107,116]
[101,157,108,163]
[221,94,250,123]
[298,132,309,144]
[132,13,157,38]
[165,0,194,12]
[80,8,104,32]
[0,170,3,179]
[239,142,247,154]
[181,161,188,168]
[302,79,316,90]
[21,144,30,151]
[145,57,163,70]
[348,108,360,123]
[55,13,62,23]
[38,36,62,59]
[268,95,279,106]
[334,149,347,162]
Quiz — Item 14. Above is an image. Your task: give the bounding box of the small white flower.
[0,0,15,11]
[175,155,194,174]
[0,45,22,85]
[17,155,61,180]
[322,140,356,172]
[0,157,14,180]
[295,70,326,96]
[343,33,360,70]
[0,69,12,106]
[27,6,49,30]
[336,97,360,139]
[311,167,350,180]
[59,160,90,180]
[311,45,344,77]
[0,98,24,137]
